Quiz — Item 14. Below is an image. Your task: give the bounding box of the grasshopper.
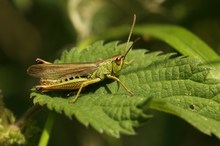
[27,14,136,103]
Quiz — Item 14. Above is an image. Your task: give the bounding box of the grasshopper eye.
[115,56,124,65]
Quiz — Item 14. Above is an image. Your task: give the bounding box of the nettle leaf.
[31,41,220,138]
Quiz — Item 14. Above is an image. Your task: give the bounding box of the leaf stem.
[38,112,56,146]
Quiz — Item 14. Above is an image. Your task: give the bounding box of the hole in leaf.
[189,104,195,110]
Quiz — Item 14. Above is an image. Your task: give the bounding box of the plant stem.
[38,112,56,146]
[15,104,43,129]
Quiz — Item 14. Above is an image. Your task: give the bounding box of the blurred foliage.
[0,92,25,145]
[0,0,220,146]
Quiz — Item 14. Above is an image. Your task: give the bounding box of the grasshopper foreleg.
[106,75,133,95]
[124,59,134,65]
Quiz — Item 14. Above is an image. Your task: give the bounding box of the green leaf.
[32,41,152,138]
[31,41,220,138]
[134,25,220,78]
[135,25,219,62]
[150,96,220,138]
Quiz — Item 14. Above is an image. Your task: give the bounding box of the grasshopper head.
[112,42,134,74]
[112,55,125,74]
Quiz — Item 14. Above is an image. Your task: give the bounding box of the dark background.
[1,0,220,146]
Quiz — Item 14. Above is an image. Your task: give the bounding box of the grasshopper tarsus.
[35,86,43,91]
[36,58,52,64]
[36,58,44,64]
[68,97,77,104]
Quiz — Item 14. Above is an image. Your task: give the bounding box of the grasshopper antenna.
[124,14,136,57]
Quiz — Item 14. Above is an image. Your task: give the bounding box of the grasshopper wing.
[27,63,98,79]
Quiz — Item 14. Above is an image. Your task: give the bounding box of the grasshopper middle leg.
[69,78,101,103]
